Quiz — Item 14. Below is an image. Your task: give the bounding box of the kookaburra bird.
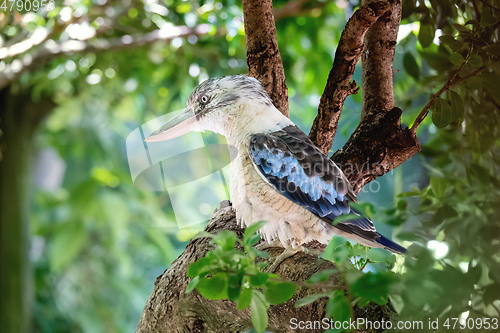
[146,75,406,255]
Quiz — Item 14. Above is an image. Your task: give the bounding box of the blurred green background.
[1,0,499,332]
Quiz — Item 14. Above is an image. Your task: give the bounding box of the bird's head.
[145,75,276,142]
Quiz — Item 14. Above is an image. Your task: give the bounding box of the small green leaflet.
[418,21,435,48]
[403,52,420,80]
[196,273,228,300]
[250,291,269,333]
[244,220,268,244]
[449,53,464,67]
[263,281,296,305]
[432,98,452,128]
[237,287,253,310]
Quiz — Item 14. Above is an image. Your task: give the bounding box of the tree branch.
[242,0,289,117]
[135,204,397,333]
[0,24,213,91]
[0,17,76,62]
[361,0,400,118]
[330,0,421,193]
[309,1,391,154]
[409,67,486,134]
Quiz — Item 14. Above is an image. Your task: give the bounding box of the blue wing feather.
[248,131,406,254]
[249,134,351,220]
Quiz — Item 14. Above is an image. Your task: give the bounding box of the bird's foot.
[267,246,301,272]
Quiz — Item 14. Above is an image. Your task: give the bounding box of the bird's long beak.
[145,109,197,142]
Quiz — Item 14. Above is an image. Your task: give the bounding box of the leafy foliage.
[186,222,298,333]
[186,223,402,332]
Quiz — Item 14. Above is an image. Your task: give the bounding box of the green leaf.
[295,293,329,307]
[468,54,483,67]
[403,52,420,80]
[210,230,238,251]
[480,10,498,27]
[196,273,228,300]
[432,205,457,225]
[326,290,352,322]
[449,90,464,122]
[250,272,269,286]
[250,291,269,333]
[227,273,243,302]
[244,220,268,244]
[430,177,447,199]
[449,53,465,67]
[453,23,471,34]
[350,202,376,217]
[432,98,452,128]
[419,21,435,48]
[185,276,200,294]
[324,244,351,264]
[237,287,253,310]
[246,234,261,247]
[396,200,407,210]
[187,257,212,277]
[263,281,296,304]
[419,51,454,71]
[351,273,393,305]
[439,35,464,52]
[356,297,371,308]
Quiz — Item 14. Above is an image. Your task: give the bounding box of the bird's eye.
[200,95,209,104]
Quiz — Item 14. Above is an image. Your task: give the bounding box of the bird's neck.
[225,102,293,147]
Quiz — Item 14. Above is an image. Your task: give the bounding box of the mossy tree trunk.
[0,88,54,333]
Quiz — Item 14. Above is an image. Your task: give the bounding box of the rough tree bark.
[136,0,418,332]
[242,0,289,117]
[331,0,420,193]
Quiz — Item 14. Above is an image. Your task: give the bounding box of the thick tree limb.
[330,0,420,193]
[243,0,289,117]
[0,24,213,91]
[136,203,396,333]
[332,107,420,194]
[309,1,391,154]
[361,0,401,119]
